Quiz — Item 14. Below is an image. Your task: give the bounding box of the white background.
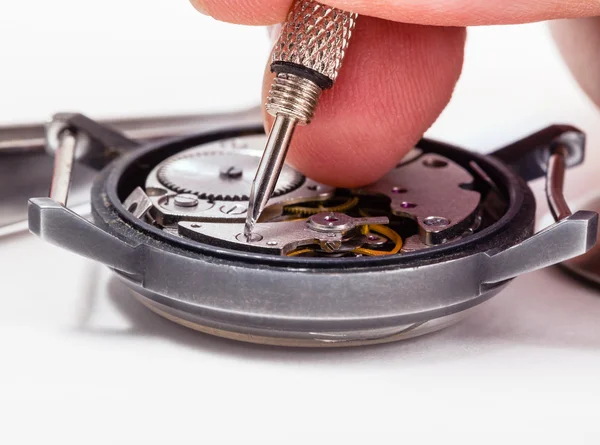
[2,1,600,444]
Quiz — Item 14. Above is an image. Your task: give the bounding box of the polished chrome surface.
[245,114,297,237]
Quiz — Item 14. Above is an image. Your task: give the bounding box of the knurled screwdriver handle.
[244,1,358,238]
[266,1,358,124]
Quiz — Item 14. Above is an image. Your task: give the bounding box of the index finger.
[191,0,600,26]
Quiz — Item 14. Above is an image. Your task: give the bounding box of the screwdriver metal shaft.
[244,0,358,238]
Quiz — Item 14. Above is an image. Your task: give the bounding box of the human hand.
[191,0,600,187]
[552,17,600,112]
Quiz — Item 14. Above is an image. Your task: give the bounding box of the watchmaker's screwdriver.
[244,0,358,239]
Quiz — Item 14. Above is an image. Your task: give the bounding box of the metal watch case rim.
[94,126,536,271]
[27,117,597,346]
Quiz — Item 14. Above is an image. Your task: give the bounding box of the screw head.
[219,204,247,215]
[308,212,352,231]
[174,194,199,208]
[219,165,243,179]
[322,240,342,252]
[423,216,450,227]
[236,233,263,243]
[365,233,387,246]
[400,202,417,209]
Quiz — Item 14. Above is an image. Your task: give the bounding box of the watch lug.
[483,210,598,284]
[28,197,143,276]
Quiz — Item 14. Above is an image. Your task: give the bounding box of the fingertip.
[552,18,600,109]
[189,0,208,15]
[189,0,290,25]
[322,0,600,26]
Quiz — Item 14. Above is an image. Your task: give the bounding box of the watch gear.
[156,148,305,202]
[154,144,484,256]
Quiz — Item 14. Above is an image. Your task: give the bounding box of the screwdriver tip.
[243,218,256,242]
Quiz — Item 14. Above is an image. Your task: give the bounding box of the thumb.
[552,17,600,109]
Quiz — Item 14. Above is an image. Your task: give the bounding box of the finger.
[190,0,600,27]
[322,0,600,26]
[189,0,289,25]
[263,17,466,188]
[552,17,600,109]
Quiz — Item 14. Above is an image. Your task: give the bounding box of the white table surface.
[2,1,600,443]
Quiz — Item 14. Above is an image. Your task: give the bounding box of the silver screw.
[220,165,243,179]
[423,216,450,227]
[220,204,247,215]
[236,233,263,243]
[366,233,387,246]
[174,194,198,208]
[267,241,278,246]
[322,241,342,252]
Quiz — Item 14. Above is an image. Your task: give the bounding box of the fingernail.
[268,25,282,42]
